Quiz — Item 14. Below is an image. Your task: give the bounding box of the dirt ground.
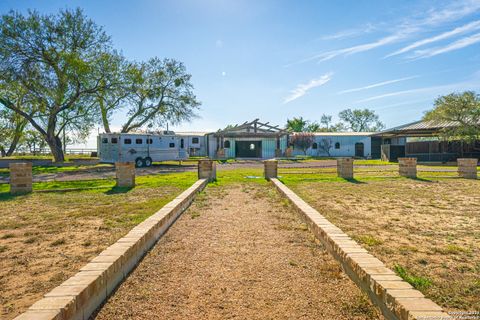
[0,182,191,320]
[289,179,480,312]
[93,183,382,320]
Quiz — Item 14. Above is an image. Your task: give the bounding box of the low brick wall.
[14,179,208,320]
[398,158,417,178]
[457,158,478,179]
[115,162,135,187]
[9,163,33,195]
[270,179,451,320]
[337,158,354,179]
[264,159,278,180]
[198,159,216,181]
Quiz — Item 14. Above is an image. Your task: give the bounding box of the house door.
[235,141,262,158]
[355,143,364,157]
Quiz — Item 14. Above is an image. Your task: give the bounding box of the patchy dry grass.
[0,172,196,319]
[287,177,480,312]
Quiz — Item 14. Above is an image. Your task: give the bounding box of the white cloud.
[338,76,419,94]
[356,78,480,103]
[293,0,480,64]
[386,20,480,58]
[283,73,333,104]
[409,32,480,59]
[321,23,375,40]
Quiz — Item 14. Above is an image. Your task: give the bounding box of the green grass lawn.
[0,170,198,318]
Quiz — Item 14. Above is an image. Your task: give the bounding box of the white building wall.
[293,135,372,158]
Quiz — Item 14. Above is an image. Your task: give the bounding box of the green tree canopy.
[338,108,384,132]
[0,8,114,162]
[424,91,480,142]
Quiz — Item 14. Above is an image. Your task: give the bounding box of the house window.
[124,138,132,145]
[312,142,318,149]
[146,138,153,144]
[224,140,231,148]
[335,142,340,149]
[102,138,108,144]
[136,139,143,144]
[192,137,199,144]
[111,138,118,144]
[169,143,175,148]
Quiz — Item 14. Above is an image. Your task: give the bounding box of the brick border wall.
[270,178,451,320]
[14,179,208,320]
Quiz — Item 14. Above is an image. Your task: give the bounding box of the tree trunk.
[46,135,65,162]
[5,130,23,156]
[100,100,111,133]
[0,146,5,157]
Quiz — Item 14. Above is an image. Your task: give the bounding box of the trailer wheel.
[135,157,145,168]
[144,157,152,167]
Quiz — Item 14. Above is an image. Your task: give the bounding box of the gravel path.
[92,183,381,320]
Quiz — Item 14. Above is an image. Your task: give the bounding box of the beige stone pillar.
[115,162,135,187]
[198,159,216,181]
[337,158,354,179]
[398,157,417,178]
[264,159,278,180]
[457,158,478,179]
[9,162,33,195]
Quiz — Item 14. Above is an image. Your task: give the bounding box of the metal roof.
[375,120,459,137]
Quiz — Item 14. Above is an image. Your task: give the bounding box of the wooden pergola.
[213,119,288,157]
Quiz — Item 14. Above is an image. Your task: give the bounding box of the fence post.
[198,159,216,182]
[9,162,33,195]
[398,157,417,178]
[115,162,135,187]
[337,158,354,179]
[264,159,278,180]
[457,158,478,179]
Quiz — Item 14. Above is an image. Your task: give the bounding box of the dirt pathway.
[92,183,381,320]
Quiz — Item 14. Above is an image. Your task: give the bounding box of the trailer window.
[146,138,153,144]
[192,137,199,144]
[124,138,132,145]
[169,143,175,148]
[111,138,118,144]
[102,138,108,144]
[136,139,143,144]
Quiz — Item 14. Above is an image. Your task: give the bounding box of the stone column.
[115,162,135,187]
[398,157,417,178]
[337,158,354,179]
[9,162,33,195]
[198,159,216,181]
[264,159,278,180]
[457,158,478,179]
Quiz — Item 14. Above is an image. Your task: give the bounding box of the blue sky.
[2,0,480,146]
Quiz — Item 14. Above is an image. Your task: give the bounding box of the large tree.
[338,108,384,132]
[424,91,480,145]
[0,85,30,156]
[0,8,113,162]
[119,58,200,133]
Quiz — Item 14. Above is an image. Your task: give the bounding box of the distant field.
[0,172,197,319]
[283,175,480,312]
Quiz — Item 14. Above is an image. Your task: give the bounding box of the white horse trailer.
[97,132,189,167]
